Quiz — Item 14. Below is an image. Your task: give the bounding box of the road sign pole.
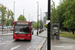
[47,0,51,50]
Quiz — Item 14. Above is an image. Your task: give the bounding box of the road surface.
[0,30,46,50]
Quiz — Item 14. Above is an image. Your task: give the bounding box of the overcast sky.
[0,0,60,22]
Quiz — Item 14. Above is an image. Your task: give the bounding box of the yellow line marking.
[36,38,46,50]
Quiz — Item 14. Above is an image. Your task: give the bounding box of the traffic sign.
[46,20,50,24]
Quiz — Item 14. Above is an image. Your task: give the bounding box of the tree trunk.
[69,30,70,34]
[72,30,74,35]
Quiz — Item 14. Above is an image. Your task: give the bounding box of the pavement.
[34,30,47,50]
[38,30,75,50]
[0,32,13,36]
[0,33,13,35]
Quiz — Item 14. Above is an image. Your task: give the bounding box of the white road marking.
[4,43,13,47]
[27,46,32,50]
[11,45,20,50]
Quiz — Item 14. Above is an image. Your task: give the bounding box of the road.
[0,30,45,50]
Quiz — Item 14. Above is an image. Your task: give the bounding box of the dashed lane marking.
[27,46,32,50]
[11,45,20,50]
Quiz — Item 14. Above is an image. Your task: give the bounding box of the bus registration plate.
[20,38,24,40]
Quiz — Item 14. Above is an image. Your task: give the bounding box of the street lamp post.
[32,16,33,21]
[23,9,25,21]
[29,14,30,21]
[13,1,15,21]
[36,2,39,35]
[40,9,42,31]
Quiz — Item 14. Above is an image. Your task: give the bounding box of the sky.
[0,0,60,22]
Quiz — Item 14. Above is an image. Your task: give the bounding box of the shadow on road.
[14,40,31,42]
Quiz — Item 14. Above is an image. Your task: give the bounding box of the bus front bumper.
[13,37,31,40]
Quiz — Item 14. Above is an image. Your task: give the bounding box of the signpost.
[47,0,51,50]
[46,20,50,24]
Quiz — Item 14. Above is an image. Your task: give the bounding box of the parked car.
[8,26,12,29]
[3,26,8,29]
[10,28,13,31]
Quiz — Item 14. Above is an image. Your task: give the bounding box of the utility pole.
[47,0,51,50]
[32,16,33,21]
[13,1,15,21]
[36,2,39,35]
[29,14,30,21]
[23,9,25,21]
[40,9,42,31]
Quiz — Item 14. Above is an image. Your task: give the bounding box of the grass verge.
[60,32,75,38]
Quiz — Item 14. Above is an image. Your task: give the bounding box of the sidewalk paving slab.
[37,30,75,50]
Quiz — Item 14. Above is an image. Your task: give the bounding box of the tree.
[44,24,47,28]
[62,0,75,34]
[17,14,26,21]
[38,20,43,29]
[33,22,40,29]
[0,5,7,25]
[5,9,14,26]
[51,0,58,23]
[56,0,75,34]
[6,9,11,26]
[10,10,14,26]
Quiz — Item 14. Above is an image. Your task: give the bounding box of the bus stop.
[51,23,60,39]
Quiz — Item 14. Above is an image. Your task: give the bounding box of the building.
[43,12,48,24]
[0,3,2,7]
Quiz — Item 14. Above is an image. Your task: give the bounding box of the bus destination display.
[15,22,30,25]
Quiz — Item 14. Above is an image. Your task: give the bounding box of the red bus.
[13,21,33,41]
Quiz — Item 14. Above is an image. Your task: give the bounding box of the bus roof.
[14,21,32,23]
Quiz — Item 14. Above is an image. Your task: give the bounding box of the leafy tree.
[51,0,58,23]
[17,14,26,21]
[10,10,14,26]
[44,24,47,28]
[33,22,40,29]
[5,9,14,26]
[56,0,75,34]
[38,20,43,29]
[6,9,11,26]
[0,5,14,26]
[62,0,75,34]
[0,5,7,25]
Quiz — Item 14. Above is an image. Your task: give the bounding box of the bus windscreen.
[14,22,30,34]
